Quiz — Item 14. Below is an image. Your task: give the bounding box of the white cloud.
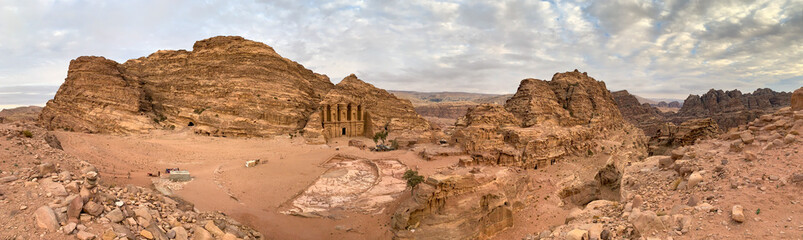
[0,0,801,107]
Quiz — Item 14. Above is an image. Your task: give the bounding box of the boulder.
[34,206,59,231]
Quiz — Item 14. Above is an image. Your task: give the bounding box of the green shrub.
[22,130,32,138]
[403,170,425,197]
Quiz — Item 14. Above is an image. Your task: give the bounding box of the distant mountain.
[633,95,658,105]
[388,90,511,106]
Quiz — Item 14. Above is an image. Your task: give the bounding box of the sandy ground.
[54,127,462,239]
[51,126,588,240]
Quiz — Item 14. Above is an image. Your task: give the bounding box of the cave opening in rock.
[188,122,195,127]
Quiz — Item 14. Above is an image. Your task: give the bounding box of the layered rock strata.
[674,88,791,130]
[391,167,531,239]
[612,90,667,136]
[647,118,721,155]
[302,74,430,142]
[41,36,430,140]
[452,70,646,169]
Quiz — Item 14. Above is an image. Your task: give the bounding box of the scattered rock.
[687,171,703,188]
[732,205,745,223]
[83,201,104,216]
[600,229,611,240]
[1,176,18,183]
[106,208,124,223]
[172,226,189,240]
[63,222,77,234]
[76,230,96,240]
[67,195,84,222]
[566,229,589,240]
[191,226,214,240]
[204,221,225,237]
[140,229,154,239]
[740,132,755,144]
[44,132,63,150]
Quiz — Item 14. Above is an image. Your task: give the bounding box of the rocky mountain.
[612,90,667,136]
[388,91,511,106]
[452,70,646,169]
[614,88,793,139]
[0,106,42,123]
[40,36,429,140]
[390,90,512,126]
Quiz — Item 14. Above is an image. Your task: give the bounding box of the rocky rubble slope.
[524,106,803,240]
[452,70,647,169]
[0,122,262,239]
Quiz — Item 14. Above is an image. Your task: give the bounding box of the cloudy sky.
[1,0,802,109]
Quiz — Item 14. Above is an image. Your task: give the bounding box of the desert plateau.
[2,1,803,240]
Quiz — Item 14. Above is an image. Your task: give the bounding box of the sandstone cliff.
[452,70,647,169]
[793,87,803,111]
[612,90,667,136]
[391,167,531,239]
[413,102,476,120]
[647,118,721,155]
[41,36,429,139]
[674,88,790,130]
[314,74,430,137]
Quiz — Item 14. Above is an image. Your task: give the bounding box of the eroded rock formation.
[41,36,430,140]
[302,74,429,142]
[391,167,531,239]
[674,88,791,130]
[648,118,721,155]
[452,70,646,169]
[612,90,667,136]
[413,102,476,120]
[793,87,803,111]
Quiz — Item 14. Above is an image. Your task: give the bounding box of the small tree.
[403,169,425,197]
[373,131,388,145]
